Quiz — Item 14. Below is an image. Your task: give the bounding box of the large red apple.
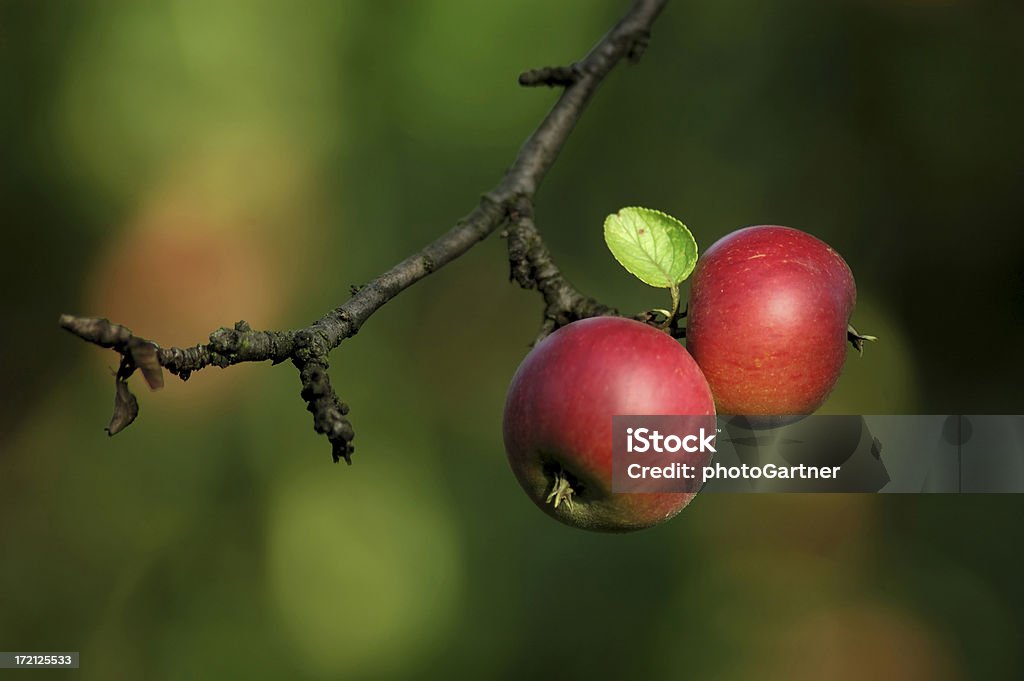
[503,317,716,532]
[686,225,858,416]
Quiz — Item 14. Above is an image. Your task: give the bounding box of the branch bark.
[505,198,618,342]
[60,0,671,463]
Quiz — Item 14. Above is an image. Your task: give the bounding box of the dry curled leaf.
[106,375,139,436]
[128,337,164,390]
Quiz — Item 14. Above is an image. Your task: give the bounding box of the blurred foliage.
[2,0,1023,678]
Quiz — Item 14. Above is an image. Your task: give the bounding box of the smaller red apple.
[503,317,716,532]
[686,225,859,416]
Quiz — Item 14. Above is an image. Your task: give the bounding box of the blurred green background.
[2,0,1023,678]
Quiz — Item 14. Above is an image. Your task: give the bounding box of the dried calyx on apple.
[502,208,874,532]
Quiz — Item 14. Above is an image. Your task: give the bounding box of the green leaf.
[603,207,698,289]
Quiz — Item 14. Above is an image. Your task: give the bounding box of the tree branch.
[60,0,671,462]
[504,198,618,342]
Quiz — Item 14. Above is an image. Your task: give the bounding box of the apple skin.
[503,317,716,532]
[685,225,857,416]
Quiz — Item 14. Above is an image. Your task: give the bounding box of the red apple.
[503,317,716,532]
[685,225,857,416]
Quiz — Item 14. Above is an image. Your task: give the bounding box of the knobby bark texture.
[60,0,671,463]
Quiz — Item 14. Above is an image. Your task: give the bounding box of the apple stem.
[847,324,879,356]
[545,471,576,510]
[661,285,681,331]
